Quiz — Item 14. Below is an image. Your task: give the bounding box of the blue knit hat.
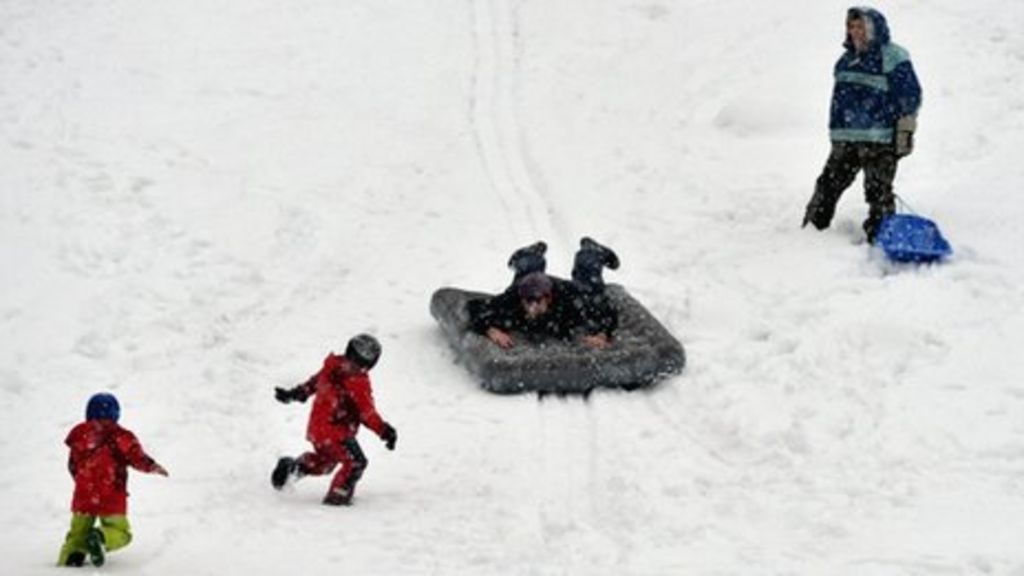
[86,393,120,422]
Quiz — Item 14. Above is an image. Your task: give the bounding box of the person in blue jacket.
[803,7,922,243]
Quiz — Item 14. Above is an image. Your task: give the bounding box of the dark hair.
[517,272,554,301]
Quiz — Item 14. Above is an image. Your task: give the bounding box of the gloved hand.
[274,387,294,403]
[895,116,916,158]
[381,423,397,451]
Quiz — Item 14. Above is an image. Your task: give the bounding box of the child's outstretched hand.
[274,387,294,403]
[381,423,397,451]
[152,463,170,477]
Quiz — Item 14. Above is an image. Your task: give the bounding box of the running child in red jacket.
[57,393,168,567]
[272,334,398,505]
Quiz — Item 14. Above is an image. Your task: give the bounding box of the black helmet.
[345,334,382,370]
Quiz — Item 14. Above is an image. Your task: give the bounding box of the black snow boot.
[85,528,105,567]
[508,241,547,281]
[803,188,836,230]
[271,457,297,490]
[863,202,895,245]
[572,237,619,289]
[65,551,86,567]
[579,237,619,270]
[863,215,886,245]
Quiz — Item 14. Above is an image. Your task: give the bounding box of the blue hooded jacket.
[829,7,922,143]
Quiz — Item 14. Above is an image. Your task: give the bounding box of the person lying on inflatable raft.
[467,238,620,350]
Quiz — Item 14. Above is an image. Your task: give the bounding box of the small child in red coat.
[272,334,397,505]
[58,393,168,567]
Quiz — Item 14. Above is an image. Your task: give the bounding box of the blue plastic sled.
[875,214,952,263]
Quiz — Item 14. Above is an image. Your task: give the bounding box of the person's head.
[846,9,872,52]
[86,392,120,422]
[516,272,554,319]
[345,333,382,372]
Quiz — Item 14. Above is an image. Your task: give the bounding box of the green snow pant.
[57,514,132,566]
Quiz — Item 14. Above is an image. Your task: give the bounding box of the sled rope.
[894,193,918,215]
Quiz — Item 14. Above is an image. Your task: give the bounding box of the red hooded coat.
[65,419,160,516]
[295,353,387,445]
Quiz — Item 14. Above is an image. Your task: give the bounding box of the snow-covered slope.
[3,0,1024,573]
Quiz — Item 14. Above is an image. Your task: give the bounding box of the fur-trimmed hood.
[844,6,892,50]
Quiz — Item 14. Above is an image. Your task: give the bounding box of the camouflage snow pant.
[804,141,899,242]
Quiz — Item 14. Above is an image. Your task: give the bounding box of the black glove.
[274,387,295,403]
[381,423,397,451]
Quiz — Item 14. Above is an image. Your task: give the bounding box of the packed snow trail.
[467,0,573,246]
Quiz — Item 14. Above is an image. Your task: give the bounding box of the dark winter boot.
[85,528,105,567]
[863,203,895,244]
[862,214,885,244]
[863,193,896,244]
[508,241,547,281]
[64,551,86,567]
[581,237,619,269]
[271,457,298,490]
[572,237,619,289]
[322,488,353,506]
[803,187,837,230]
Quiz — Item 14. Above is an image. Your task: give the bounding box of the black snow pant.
[569,249,618,336]
[804,141,899,242]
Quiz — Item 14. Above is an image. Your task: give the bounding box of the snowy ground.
[3,0,1024,574]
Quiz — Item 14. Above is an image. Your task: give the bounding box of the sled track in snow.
[528,396,632,569]
[467,0,571,245]
[463,4,700,552]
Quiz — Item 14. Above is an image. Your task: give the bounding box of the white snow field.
[3,0,1024,574]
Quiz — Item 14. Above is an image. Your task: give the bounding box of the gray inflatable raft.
[430,284,685,394]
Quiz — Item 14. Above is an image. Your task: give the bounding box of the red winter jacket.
[65,419,160,515]
[292,353,387,445]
